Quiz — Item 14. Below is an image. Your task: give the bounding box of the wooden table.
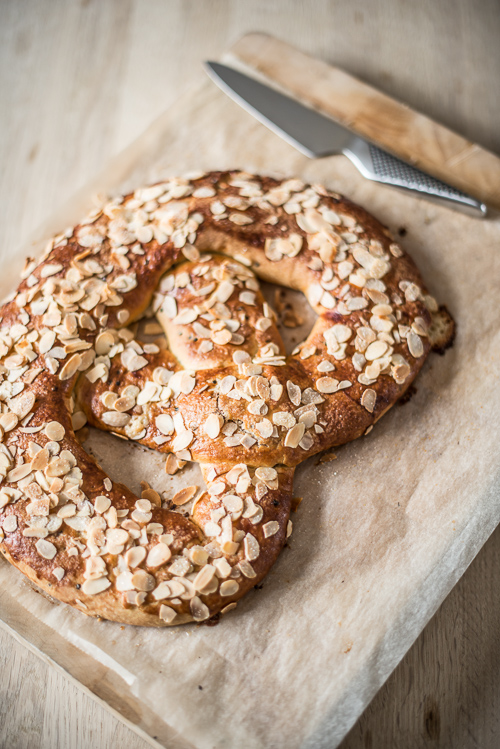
[1,2,499,747]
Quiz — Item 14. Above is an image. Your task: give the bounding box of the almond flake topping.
[82,577,111,596]
[216,280,234,303]
[316,377,340,394]
[131,570,156,591]
[273,411,296,429]
[238,560,256,578]
[9,391,35,419]
[125,546,147,568]
[35,539,57,560]
[102,412,130,427]
[256,419,273,439]
[254,467,278,487]
[229,212,253,226]
[190,596,210,621]
[220,580,239,597]
[317,360,335,373]
[286,380,301,406]
[263,521,279,538]
[3,516,17,533]
[40,263,63,278]
[244,533,260,561]
[407,331,424,358]
[59,354,82,381]
[220,375,236,395]
[284,422,305,448]
[147,543,171,568]
[160,296,177,319]
[193,564,216,592]
[95,495,111,513]
[121,348,148,372]
[172,430,194,452]
[172,485,197,506]
[204,413,223,439]
[222,494,243,513]
[156,414,174,435]
[212,329,232,345]
[361,388,377,413]
[239,291,256,305]
[7,464,33,482]
[159,605,177,624]
[365,340,389,361]
[44,421,65,441]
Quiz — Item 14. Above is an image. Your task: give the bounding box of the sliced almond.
[365,340,389,361]
[159,604,177,624]
[59,353,82,381]
[102,412,131,428]
[172,430,193,452]
[263,521,279,538]
[131,570,156,591]
[243,533,260,561]
[193,564,216,592]
[141,487,162,506]
[256,419,273,439]
[203,413,223,439]
[220,580,239,597]
[407,330,424,358]
[35,538,57,560]
[9,391,35,419]
[124,546,146,569]
[171,485,197,506]
[284,422,305,448]
[94,495,111,513]
[286,381,302,406]
[361,388,377,413]
[146,543,171,568]
[82,577,111,596]
[165,454,180,475]
[316,377,340,394]
[44,421,65,442]
[114,396,135,412]
[155,414,174,435]
[71,411,87,431]
[190,596,210,621]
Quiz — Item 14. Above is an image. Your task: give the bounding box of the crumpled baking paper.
[1,73,500,749]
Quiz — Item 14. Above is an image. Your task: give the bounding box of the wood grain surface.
[0,1,499,747]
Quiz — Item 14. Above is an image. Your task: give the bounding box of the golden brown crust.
[0,171,454,626]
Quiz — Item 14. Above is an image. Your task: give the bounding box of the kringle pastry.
[0,171,454,625]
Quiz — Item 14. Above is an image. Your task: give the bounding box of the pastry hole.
[82,426,205,513]
[136,317,168,350]
[260,282,317,356]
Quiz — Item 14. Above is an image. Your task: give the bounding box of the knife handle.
[344,139,486,217]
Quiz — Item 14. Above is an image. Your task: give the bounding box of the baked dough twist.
[0,171,454,625]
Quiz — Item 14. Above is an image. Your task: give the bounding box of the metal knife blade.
[205,61,486,217]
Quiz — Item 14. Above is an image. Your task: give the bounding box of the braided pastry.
[0,171,454,626]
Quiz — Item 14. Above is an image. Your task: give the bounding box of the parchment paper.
[1,66,500,749]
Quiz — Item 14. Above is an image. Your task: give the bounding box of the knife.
[205,62,486,218]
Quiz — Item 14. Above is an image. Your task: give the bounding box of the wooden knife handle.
[229,33,500,211]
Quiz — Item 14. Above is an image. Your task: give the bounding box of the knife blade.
[205,61,486,218]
